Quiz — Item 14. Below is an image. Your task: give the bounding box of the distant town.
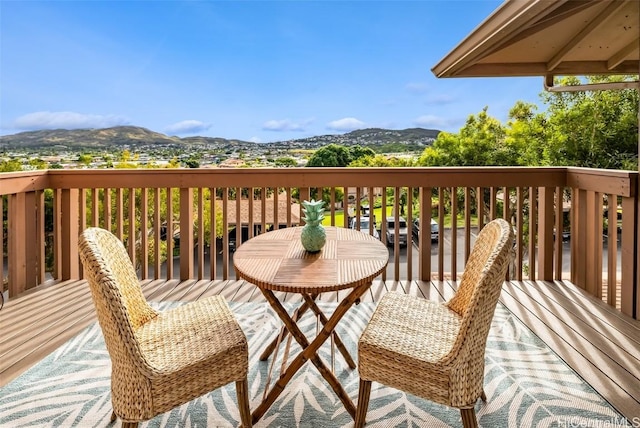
[0,126,439,170]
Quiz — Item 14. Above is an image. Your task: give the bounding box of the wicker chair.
[78,227,252,428]
[355,218,514,428]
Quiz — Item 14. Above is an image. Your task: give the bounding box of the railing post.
[24,192,38,289]
[554,187,564,280]
[528,187,537,280]
[8,193,26,296]
[7,191,45,294]
[299,188,310,225]
[78,190,87,279]
[128,188,136,266]
[60,189,80,280]
[438,187,445,280]
[571,188,587,289]
[180,188,194,281]
[418,187,431,281]
[537,187,554,281]
[584,191,603,297]
[636,196,640,320]
[35,191,45,285]
[622,194,637,318]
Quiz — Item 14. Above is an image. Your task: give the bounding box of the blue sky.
[1,0,546,143]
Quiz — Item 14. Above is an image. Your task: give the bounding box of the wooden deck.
[1,278,639,422]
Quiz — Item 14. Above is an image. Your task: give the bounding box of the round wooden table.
[233,226,388,423]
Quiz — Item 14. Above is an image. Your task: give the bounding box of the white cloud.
[165,120,211,135]
[405,82,429,94]
[326,117,365,132]
[413,115,459,129]
[427,94,456,105]
[249,136,262,143]
[13,111,129,130]
[262,119,310,132]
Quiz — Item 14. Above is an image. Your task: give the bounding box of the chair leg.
[460,408,478,428]
[111,410,138,428]
[354,379,372,428]
[236,378,252,428]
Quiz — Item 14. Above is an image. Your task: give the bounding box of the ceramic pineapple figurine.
[300,199,326,252]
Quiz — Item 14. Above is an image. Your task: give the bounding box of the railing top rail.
[566,167,638,197]
[0,170,50,195]
[0,167,636,196]
[44,166,569,189]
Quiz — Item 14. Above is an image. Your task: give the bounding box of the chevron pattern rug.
[0,300,630,427]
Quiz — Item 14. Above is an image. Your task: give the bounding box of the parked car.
[412,218,439,243]
[385,216,408,246]
[430,219,439,242]
[350,216,380,240]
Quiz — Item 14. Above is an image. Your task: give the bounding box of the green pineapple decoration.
[300,199,326,252]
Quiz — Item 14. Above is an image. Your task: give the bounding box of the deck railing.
[1,166,638,319]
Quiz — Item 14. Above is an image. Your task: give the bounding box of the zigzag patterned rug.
[0,300,630,427]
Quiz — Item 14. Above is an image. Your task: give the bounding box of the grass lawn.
[321,207,479,229]
[444,213,480,228]
[322,210,347,226]
[321,206,396,227]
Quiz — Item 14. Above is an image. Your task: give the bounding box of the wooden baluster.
[179,187,194,281]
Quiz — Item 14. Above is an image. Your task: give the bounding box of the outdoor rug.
[0,300,630,427]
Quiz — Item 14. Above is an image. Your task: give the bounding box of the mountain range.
[0,126,440,151]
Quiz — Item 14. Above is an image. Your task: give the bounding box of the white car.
[412,218,439,243]
[385,216,408,246]
[430,218,439,242]
[350,217,380,239]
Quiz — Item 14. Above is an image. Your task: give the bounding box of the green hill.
[0,126,440,151]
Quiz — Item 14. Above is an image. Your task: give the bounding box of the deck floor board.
[499,280,640,420]
[1,278,639,423]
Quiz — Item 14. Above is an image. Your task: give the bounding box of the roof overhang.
[432,0,639,79]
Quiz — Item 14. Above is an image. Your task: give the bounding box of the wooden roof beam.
[496,1,596,49]
[547,1,628,72]
[544,74,639,92]
[608,40,640,70]
[448,60,639,77]
[434,0,568,77]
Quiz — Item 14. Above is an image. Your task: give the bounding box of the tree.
[28,158,48,169]
[274,157,297,167]
[115,150,138,168]
[349,145,376,161]
[0,159,22,172]
[291,187,344,208]
[504,101,547,166]
[183,153,202,169]
[77,154,93,167]
[349,154,415,167]
[306,144,375,167]
[184,158,200,168]
[416,108,512,226]
[307,144,352,167]
[418,107,509,167]
[540,75,638,169]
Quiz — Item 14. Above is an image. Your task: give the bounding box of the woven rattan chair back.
[355,218,514,428]
[78,227,252,428]
[78,227,158,374]
[445,218,514,367]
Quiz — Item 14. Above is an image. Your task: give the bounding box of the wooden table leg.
[252,284,370,424]
[302,294,357,369]
[259,297,314,361]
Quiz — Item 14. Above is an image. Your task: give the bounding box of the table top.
[233,226,388,293]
